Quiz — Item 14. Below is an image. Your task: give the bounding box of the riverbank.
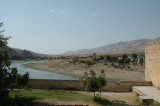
[11,60,78,80]
[27,59,145,81]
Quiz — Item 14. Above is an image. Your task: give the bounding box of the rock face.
[64,37,160,55]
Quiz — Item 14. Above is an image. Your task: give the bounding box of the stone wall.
[145,41,160,88]
[26,79,152,92]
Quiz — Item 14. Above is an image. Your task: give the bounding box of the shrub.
[131,53,137,58]
[81,69,107,98]
[118,59,124,64]
[124,58,131,64]
[113,65,118,68]
[104,55,111,61]
[104,62,108,65]
[120,65,125,69]
[127,66,131,68]
[93,96,111,105]
[111,63,115,66]
[122,54,127,59]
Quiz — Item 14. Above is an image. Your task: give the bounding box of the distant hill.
[12,48,48,57]
[7,47,48,60]
[7,47,33,59]
[64,37,160,55]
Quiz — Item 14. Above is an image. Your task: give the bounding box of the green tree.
[81,69,107,98]
[124,58,130,64]
[131,53,137,58]
[0,22,29,98]
[122,54,127,59]
[105,55,111,61]
[118,59,124,64]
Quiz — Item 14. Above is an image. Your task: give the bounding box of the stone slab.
[132,86,160,103]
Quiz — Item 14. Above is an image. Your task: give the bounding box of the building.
[145,41,160,88]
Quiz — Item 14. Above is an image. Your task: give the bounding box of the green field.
[0,89,111,106]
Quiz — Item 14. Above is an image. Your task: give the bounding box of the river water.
[10,61,79,80]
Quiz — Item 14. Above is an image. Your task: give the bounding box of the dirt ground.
[27,59,144,81]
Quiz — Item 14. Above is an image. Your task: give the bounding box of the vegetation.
[64,52,143,70]
[131,53,138,58]
[151,102,160,106]
[81,69,107,98]
[0,22,29,98]
[93,96,111,105]
[0,89,111,106]
[79,60,95,66]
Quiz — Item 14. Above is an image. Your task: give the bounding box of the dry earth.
[27,59,144,81]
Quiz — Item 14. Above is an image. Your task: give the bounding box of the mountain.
[64,37,160,55]
[7,47,33,59]
[7,47,48,60]
[12,48,48,57]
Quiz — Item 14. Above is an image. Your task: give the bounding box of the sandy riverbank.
[27,59,145,81]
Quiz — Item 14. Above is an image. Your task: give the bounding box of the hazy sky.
[0,0,160,54]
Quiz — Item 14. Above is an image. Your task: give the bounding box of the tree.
[131,53,137,58]
[105,55,111,61]
[118,59,124,64]
[0,22,29,98]
[124,58,130,64]
[122,54,127,59]
[81,69,107,98]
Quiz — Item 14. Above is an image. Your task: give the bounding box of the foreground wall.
[145,41,160,88]
[26,79,152,92]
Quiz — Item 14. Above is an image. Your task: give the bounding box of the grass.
[93,96,111,105]
[9,89,91,101]
[151,102,160,106]
[0,89,111,106]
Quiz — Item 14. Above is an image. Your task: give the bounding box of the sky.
[0,0,160,54]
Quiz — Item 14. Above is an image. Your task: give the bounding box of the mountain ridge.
[63,37,160,55]
[7,47,49,59]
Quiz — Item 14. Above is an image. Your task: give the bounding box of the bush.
[104,62,108,65]
[111,63,115,66]
[104,55,111,61]
[127,66,131,68]
[79,60,95,66]
[120,65,125,69]
[113,65,118,68]
[81,69,107,98]
[97,55,104,61]
[118,59,124,64]
[93,96,111,105]
[131,53,137,58]
[124,58,131,64]
[122,54,127,59]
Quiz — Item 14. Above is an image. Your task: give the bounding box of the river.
[10,61,79,80]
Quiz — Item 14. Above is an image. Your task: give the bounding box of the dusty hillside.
[64,37,160,55]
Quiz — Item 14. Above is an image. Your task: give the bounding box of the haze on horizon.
[0,0,160,54]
